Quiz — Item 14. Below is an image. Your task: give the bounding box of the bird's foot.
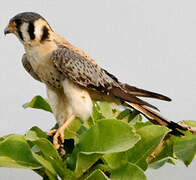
[53,126,65,149]
[47,129,63,149]
[47,129,57,136]
[48,115,76,150]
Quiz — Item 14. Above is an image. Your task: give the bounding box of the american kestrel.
[4,12,187,149]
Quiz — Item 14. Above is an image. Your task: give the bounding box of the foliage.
[0,96,196,180]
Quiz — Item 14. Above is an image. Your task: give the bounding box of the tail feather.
[110,87,159,111]
[109,84,187,135]
[122,83,171,101]
[126,102,188,135]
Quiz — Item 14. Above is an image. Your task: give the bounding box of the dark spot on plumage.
[81,95,86,99]
[94,69,97,73]
[41,26,49,41]
[86,76,92,81]
[28,22,35,40]
[80,77,85,82]
[46,80,52,85]
[76,77,81,81]
[66,67,72,72]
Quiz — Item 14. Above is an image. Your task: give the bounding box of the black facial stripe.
[17,30,24,41]
[14,19,24,41]
[28,22,35,40]
[15,19,22,28]
[41,26,49,41]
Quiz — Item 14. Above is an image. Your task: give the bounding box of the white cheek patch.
[20,23,30,42]
[34,25,42,40]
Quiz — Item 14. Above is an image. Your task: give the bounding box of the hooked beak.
[4,26,11,35]
[4,24,14,35]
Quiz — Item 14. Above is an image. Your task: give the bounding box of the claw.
[49,115,76,150]
[53,127,65,149]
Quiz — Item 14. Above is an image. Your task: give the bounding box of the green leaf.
[25,127,74,179]
[117,109,132,122]
[31,139,61,160]
[103,152,128,169]
[78,119,140,154]
[74,153,101,177]
[127,125,170,170]
[33,153,57,175]
[28,138,70,178]
[25,127,60,160]
[23,95,52,113]
[148,137,175,169]
[85,169,110,180]
[128,110,142,124]
[98,102,118,119]
[44,169,58,180]
[64,117,81,143]
[149,157,176,169]
[0,134,41,169]
[111,163,147,180]
[25,126,48,141]
[92,102,104,121]
[134,121,153,130]
[183,120,196,127]
[174,133,196,166]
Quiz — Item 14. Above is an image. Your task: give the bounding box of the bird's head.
[4,12,53,47]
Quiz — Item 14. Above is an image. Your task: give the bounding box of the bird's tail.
[126,102,188,135]
[121,83,171,101]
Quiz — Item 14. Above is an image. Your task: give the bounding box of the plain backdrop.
[0,0,196,179]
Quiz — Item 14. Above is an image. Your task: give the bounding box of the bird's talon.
[47,129,57,136]
[52,128,65,149]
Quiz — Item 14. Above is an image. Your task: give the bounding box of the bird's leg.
[49,115,75,149]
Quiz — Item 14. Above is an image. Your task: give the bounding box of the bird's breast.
[27,52,63,89]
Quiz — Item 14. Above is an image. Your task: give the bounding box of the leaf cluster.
[0,96,196,180]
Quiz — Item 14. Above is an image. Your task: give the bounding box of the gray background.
[0,0,196,179]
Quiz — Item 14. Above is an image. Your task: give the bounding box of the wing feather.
[51,47,119,92]
[51,47,168,110]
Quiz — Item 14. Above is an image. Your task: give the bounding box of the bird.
[4,12,187,149]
